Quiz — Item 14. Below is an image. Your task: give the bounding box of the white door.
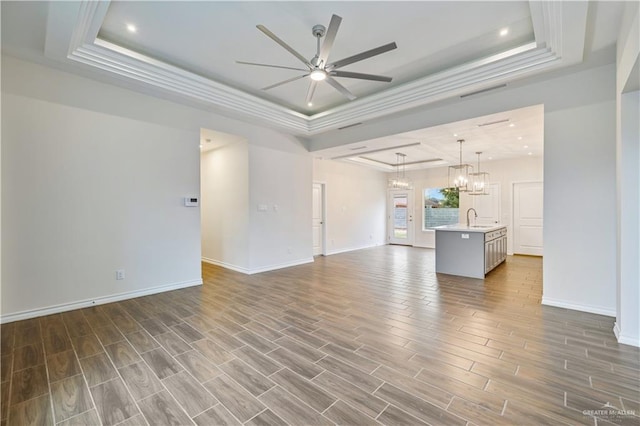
[513,182,543,256]
[473,183,501,225]
[389,190,414,245]
[312,183,325,256]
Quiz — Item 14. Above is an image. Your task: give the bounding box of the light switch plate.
[184,196,199,207]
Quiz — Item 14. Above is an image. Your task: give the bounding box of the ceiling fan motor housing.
[312,24,326,38]
[242,15,396,104]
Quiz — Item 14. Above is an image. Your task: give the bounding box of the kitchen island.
[434,224,507,278]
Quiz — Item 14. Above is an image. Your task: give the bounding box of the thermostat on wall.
[184,196,199,207]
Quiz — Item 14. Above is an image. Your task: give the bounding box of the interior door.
[389,190,414,245]
[473,183,501,225]
[513,181,543,256]
[312,183,324,256]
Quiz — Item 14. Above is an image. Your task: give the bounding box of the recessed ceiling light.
[518,136,523,140]
[523,145,529,148]
[453,133,458,137]
[528,152,533,156]
[500,28,509,37]
[307,102,313,106]
[199,144,203,149]
[509,123,515,128]
[126,24,137,33]
[488,157,493,160]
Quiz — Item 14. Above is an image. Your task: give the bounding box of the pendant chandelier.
[469,151,490,195]
[448,139,473,192]
[388,152,413,189]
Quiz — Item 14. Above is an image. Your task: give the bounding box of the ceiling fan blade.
[262,74,308,91]
[325,76,356,101]
[236,61,308,72]
[332,71,392,82]
[327,42,398,70]
[256,25,312,68]
[305,81,318,104]
[318,14,342,65]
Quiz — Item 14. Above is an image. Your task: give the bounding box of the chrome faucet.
[466,208,478,227]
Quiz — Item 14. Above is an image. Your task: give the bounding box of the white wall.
[201,143,314,274]
[249,146,314,271]
[201,141,250,271]
[1,93,202,321]
[615,1,640,346]
[543,99,617,316]
[615,90,640,345]
[400,156,543,252]
[1,56,313,321]
[313,159,387,254]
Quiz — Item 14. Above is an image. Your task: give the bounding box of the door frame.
[312,181,327,256]
[511,180,544,256]
[388,189,414,246]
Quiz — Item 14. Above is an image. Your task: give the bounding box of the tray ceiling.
[33,1,596,135]
[1,1,623,137]
[314,104,544,171]
[97,1,534,114]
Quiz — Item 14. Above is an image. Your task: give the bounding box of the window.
[424,187,459,229]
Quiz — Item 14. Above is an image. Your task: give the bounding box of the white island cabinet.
[434,224,507,279]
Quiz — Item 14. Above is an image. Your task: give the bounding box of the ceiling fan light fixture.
[243,15,395,105]
[310,69,327,81]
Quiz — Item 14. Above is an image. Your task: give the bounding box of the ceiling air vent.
[477,118,510,127]
[338,122,363,130]
[330,142,421,160]
[460,84,507,98]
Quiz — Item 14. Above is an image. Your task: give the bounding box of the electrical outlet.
[116,269,125,280]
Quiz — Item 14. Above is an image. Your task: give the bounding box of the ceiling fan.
[237,14,397,105]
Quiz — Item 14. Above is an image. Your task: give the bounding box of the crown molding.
[44,1,588,136]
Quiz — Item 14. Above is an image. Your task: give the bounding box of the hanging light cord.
[402,154,406,179]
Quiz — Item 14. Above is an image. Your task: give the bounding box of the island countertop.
[433,224,506,233]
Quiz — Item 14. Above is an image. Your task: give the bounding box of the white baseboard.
[0,279,203,324]
[325,242,384,256]
[248,258,314,274]
[412,243,435,249]
[202,257,314,275]
[541,296,616,317]
[613,321,621,339]
[202,257,250,274]
[613,321,640,347]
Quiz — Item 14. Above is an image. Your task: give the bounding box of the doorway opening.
[512,181,543,256]
[312,182,326,256]
[388,190,414,246]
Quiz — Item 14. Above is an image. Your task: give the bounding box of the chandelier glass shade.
[448,139,473,192]
[469,151,490,195]
[388,152,413,189]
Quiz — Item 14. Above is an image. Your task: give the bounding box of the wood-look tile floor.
[1,246,639,425]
